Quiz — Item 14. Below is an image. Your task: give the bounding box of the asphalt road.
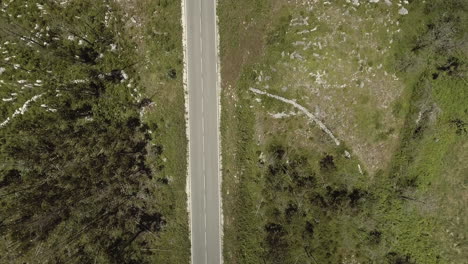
[184,0,222,263]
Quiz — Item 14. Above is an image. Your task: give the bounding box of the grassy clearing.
[248,1,407,175]
[220,0,467,263]
[218,0,280,262]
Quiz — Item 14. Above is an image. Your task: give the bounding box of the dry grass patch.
[250,0,410,175]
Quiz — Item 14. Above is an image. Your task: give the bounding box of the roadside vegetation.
[219,0,467,263]
[0,0,188,263]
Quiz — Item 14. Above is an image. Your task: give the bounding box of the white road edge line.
[213,0,224,262]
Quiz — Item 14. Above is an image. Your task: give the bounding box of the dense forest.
[0,1,185,263]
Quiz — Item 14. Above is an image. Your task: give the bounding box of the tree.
[0,1,165,263]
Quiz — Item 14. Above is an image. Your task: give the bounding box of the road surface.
[184,0,222,263]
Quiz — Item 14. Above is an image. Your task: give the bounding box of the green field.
[0,0,189,263]
[219,0,467,263]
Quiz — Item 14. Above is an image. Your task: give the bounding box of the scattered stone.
[399,7,408,15]
[293,41,306,46]
[110,43,117,51]
[121,70,128,80]
[269,111,297,119]
[290,51,304,60]
[344,150,351,159]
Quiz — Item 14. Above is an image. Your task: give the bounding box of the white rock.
[121,70,128,80]
[399,7,408,15]
[270,112,289,119]
[344,150,351,159]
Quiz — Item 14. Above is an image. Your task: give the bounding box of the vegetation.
[219,0,467,263]
[0,0,188,263]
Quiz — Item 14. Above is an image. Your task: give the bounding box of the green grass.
[123,0,190,263]
[378,2,468,261]
[219,0,467,263]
